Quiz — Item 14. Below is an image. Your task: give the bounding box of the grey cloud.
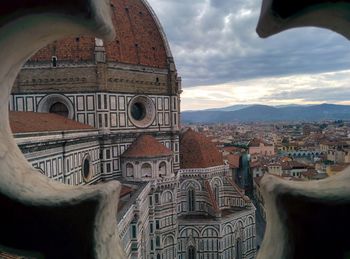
[262,86,350,102]
[149,0,350,88]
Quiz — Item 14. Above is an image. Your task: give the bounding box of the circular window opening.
[49,102,69,118]
[131,102,146,121]
[128,95,156,128]
[82,155,92,182]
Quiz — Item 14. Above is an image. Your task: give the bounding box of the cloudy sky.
[147,0,350,110]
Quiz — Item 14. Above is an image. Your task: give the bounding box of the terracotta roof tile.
[30,0,168,68]
[249,138,273,147]
[180,129,223,169]
[222,146,242,153]
[10,112,94,133]
[225,154,240,169]
[122,134,172,158]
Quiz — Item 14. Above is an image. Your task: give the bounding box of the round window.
[49,102,69,118]
[128,95,156,128]
[131,102,146,121]
[82,155,92,182]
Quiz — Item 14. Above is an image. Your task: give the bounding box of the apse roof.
[122,134,173,158]
[180,129,223,169]
[10,112,94,133]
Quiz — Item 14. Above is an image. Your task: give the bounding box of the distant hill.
[182,104,350,123]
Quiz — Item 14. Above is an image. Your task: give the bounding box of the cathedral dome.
[180,129,223,169]
[30,0,171,68]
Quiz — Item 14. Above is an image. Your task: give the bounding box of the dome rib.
[29,0,171,68]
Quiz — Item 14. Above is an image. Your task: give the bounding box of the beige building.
[248,138,275,156]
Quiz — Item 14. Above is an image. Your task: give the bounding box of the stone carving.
[257,1,350,259]
[0,0,125,258]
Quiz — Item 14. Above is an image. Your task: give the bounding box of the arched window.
[188,246,196,259]
[156,254,161,259]
[52,56,57,67]
[188,189,195,212]
[49,102,69,117]
[126,163,134,177]
[141,163,152,178]
[159,161,166,176]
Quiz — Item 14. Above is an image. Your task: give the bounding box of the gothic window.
[156,236,160,247]
[214,184,220,205]
[126,163,134,177]
[188,189,195,212]
[49,102,68,118]
[188,246,196,259]
[131,224,137,239]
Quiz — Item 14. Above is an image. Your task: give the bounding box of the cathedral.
[8,0,256,258]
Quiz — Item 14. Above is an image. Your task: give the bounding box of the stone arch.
[161,190,173,204]
[162,235,175,259]
[245,215,255,226]
[141,163,152,178]
[163,235,175,246]
[210,177,223,187]
[201,227,219,237]
[224,224,234,235]
[234,220,245,234]
[37,94,74,119]
[126,163,134,177]
[180,179,201,191]
[180,227,200,238]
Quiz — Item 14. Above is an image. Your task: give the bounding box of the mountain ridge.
[182,103,350,123]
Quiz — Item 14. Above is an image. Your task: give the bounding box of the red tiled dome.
[180,129,223,169]
[30,0,170,68]
[122,134,172,158]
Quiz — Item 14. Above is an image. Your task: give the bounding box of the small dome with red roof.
[122,134,172,158]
